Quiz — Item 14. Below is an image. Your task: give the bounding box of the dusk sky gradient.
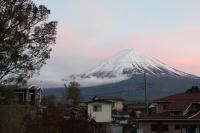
[32,0,200,86]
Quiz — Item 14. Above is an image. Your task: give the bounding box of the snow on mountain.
[66,49,197,87]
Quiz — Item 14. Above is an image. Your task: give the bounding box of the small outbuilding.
[88,99,113,123]
[15,86,42,107]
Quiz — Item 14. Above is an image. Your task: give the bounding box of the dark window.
[151,125,157,131]
[175,125,181,130]
[170,111,181,116]
[93,105,102,112]
[163,105,168,110]
[174,111,180,115]
[191,104,200,111]
[151,124,168,132]
[163,125,169,131]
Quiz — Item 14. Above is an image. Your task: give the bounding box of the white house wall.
[88,102,112,123]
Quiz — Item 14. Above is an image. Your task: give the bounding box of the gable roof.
[87,99,113,104]
[92,96,124,101]
[138,111,200,121]
[154,92,200,111]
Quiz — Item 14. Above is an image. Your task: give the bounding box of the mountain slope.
[45,76,200,102]
[80,75,200,101]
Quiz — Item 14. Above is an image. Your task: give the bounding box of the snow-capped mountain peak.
[66,49,196,87]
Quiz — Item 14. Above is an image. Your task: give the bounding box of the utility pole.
[128,54,149,116]
[144,72,148,116]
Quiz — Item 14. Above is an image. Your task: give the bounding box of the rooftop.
[138,111,200,121]
[138,92,200,121]
[92,96,124,101]
[87,99,113,104]
[154,92,200,111]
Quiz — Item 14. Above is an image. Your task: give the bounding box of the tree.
[0,0,57,84]
[185,86,200,93]
[41,95,58,110]
[66,81,82,106]
[24,104,96,133]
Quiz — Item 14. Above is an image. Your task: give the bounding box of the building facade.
[15,86,42,107]
[137,92,200,133]
[88,100,112,123]
[92,96,124,111]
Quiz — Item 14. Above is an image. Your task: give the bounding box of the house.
[88,96,130,125]
[125,101,147,118]
[92,96,124,111]
[88,99,113,123]
[15,86,42,107]
[137,92,200,133]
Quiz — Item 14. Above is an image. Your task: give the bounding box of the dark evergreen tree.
[0,0,57,84]
[66,81,82,106]
[185,86,200,93]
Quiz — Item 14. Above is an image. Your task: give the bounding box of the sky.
[32,0,200,87]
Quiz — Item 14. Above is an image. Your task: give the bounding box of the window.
[163,105,168,110]
[151,124,169,132]
[175,125,181,130]
[93,105,102,112]
[191,104,200,111]
[162,125,169,132]
[170,111,181,116]
[151,125,157,131]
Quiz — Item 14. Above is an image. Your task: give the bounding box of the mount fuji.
[46,49,200,101]
[66,49,197,87]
